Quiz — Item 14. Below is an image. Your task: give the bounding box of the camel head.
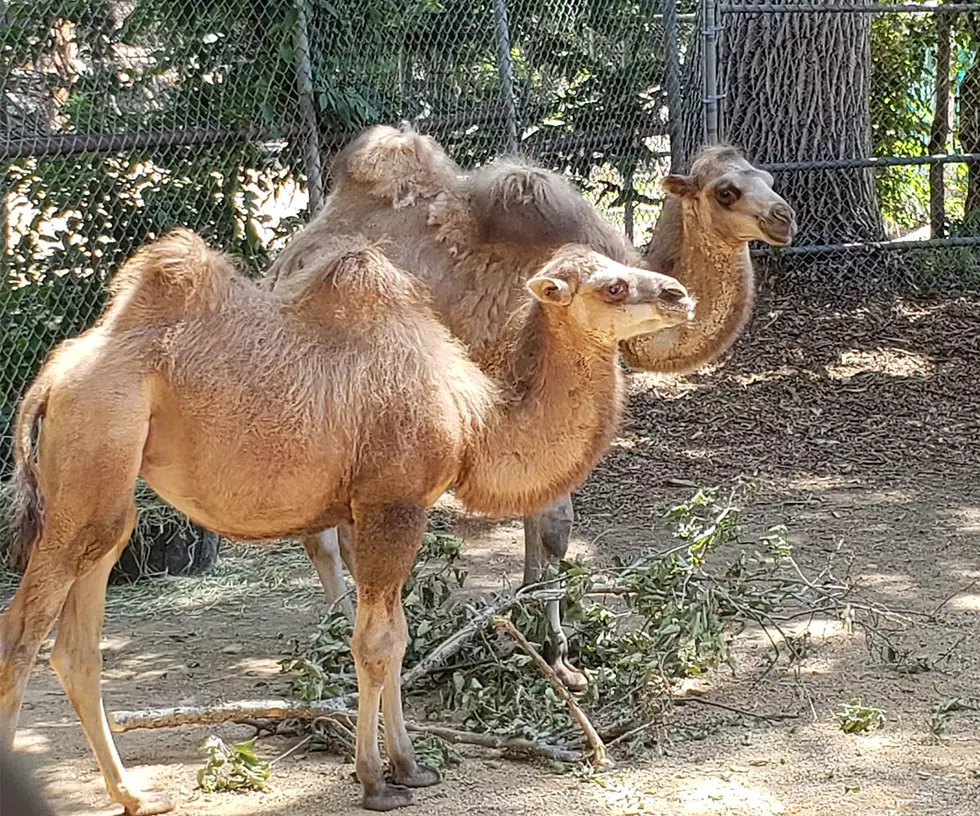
[526,245,695,343]
[664,145,797,246]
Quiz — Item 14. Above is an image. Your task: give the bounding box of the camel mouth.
[760,220,796,246]
[651,297,696,328]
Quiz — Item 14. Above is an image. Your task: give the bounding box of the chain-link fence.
[703,1,980,289]
[2,0,979,480]
[0,0,698,477]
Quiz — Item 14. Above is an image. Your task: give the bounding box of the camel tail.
[465,159,640,265]
[102,227,235,330]
[9,376,50,571]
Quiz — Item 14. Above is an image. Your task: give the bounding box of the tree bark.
[930,10,952,238]
[716,0,887,252]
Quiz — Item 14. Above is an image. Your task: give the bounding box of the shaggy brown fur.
[465,158,637,263]
[1,228,692,815]
[623,144,797,372]
[269,125,793,691]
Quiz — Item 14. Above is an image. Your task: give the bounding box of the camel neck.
[622,200,752,374]
[455,301,624,517]
[683,203,746,278]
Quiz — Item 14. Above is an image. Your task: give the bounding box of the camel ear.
[527,275,573,306]
[662,174,699,197]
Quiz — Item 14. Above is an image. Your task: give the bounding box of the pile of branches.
[269,484,859,765]
[109,484,941,772]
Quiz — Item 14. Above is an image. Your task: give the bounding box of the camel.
[267,126,797,690]
[0,227,693,814]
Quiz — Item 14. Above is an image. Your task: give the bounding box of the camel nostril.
[659,282,689,305]
[770,203,794,224]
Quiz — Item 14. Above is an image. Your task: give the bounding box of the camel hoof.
[122,791,175,816]
[391,763,440,788]
[554,657,588,693]
[362,782,414,811]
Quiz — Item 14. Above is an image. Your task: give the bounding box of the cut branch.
[108,698,358,733]
[108,698,579,763]
[401,594,522,688]
[492,616,613,768]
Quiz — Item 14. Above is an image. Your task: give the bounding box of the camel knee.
[352,617,404,684]
[538,495,574,560]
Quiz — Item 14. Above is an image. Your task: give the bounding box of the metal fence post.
[702,0,720,145]
[664,0,682,170]
[294,1,324,213]
[492,0,520,154]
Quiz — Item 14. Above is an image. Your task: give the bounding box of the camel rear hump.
[102,228,236,331]
[465,160,639,265]
[275,233,432,320]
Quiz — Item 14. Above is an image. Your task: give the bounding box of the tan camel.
[623,143,796,371]
[0,228,693,814]
[267,126,796,690]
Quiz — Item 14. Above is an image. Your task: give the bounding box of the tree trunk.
[930,11,951,238]
[716,0,886,255]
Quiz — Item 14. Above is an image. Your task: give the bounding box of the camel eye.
[716,186,740,206]
[606,281,626,299]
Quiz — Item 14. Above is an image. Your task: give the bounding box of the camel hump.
[103,228,235,330]
[330,122,462,206]
[277,233,427,312]
[464,159,639,265]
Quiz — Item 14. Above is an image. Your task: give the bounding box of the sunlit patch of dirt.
[824,348,936,380]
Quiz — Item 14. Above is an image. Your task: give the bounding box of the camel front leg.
[300,528,355,623]
[382,601,439,789]
[49,508,173,816]
[351,502,436,812]
[523,493,587,691]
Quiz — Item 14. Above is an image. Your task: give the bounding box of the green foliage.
[837,698,886,734]
[411,732,463,770]
[196,735,271,793]
[870,13,935,231]
[929,696,979,736]
[283,486,817,761]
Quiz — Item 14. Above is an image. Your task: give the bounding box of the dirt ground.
[6,290,980,816]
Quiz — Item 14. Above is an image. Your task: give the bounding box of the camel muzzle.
[761,202,797,245]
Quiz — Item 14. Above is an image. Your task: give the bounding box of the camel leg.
[300,528,355,623]
[382,601,439,789]
[0,558,73,747]
[350,502,436,812]
[49,510,172,816]
[523,493,587,691]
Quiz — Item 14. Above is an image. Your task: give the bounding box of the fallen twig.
[671,695,799,721]
[406,723,578,762]
[931,578,979,617]
[109,698,578,764]
[492,616,612,768]
[269,735,313,765]
[108,698,358,732]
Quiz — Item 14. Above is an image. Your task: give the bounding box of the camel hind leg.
[49,506,172,815]
[523,493,588,692]
[300,527,356,622]
[0,376,163,813]
[0,556,73,746]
